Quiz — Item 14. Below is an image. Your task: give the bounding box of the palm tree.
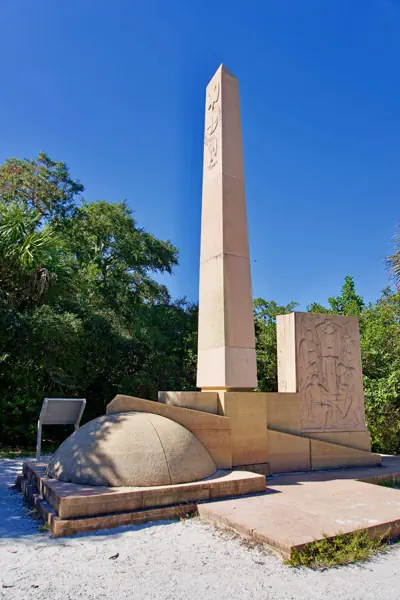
[0,204,71,308]
[386,227,400,289]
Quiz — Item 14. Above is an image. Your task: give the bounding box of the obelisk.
[197,65,257,390]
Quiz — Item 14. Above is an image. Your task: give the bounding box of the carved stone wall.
[277,312,367,433]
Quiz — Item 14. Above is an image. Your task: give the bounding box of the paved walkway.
[199,456,400,555]
[1,458,400,600]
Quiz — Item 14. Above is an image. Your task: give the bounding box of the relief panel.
[295,313,366,432]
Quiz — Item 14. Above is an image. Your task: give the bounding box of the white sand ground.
[0,458,399,600]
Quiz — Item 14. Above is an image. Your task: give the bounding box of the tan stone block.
[196,66,257,390]
[224,254,255,349]
[53,504,199,537]
[158,391,218,414]
[106,395,232,469]
[232,463,271,477]
[208,472,266,499]
[277,312,368,434]
[197,346,258,390]
[59,493,143,519]
[310,439,381,471]
[276,313,297,393]
[19,462,266,536]
[267,430,311,474]
[197,254,225,350]
[266,392,301,435]
[304,430,371,451]
[142,488,210,509]
[218,392,267,466]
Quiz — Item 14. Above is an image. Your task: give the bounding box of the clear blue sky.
[1,0,399,309]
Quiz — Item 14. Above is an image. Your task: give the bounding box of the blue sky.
[1,0,399,309]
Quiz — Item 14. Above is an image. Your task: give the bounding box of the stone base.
[16,461,266,536]
[217,392,268,466]
[158,391,218,414]
[106,393,379,475]
[267,429,380,473]
[302,430,372,451]
[232,463,271,477]
[155,391,268,467]
[199,455,400,558]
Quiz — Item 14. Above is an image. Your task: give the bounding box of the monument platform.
[16,461,265,537]
[199,455,400,558]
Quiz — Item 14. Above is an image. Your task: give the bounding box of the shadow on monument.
[47,412,132,488]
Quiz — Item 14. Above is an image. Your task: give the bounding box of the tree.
[0,203,72,309]
[58,201,178,314]
[361,288,400,453]
[307,276,364,316]
[0,152,83,221]
[386,226,400,288]
[254,299,298,392]
[0,153,192,447]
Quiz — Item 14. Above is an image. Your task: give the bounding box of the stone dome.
[47,411,217,487]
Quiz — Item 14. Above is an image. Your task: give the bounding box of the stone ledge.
[17,462,266,530]
[199,456,400,558]
[17,475,198,537]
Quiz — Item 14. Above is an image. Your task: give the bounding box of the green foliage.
[376,478,400,489]
[286,530,386,569]
[386,226,400,288]
[0,152,83,220]
[361,289,400,453]
[0,204,73,309]
[306,276,400,454]
[0,153,399,457]
[0,153,195,445]
[254,299,298,392]
[307,275,364,316]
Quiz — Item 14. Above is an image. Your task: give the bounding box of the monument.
[276,312,371,451]
[197,64,257,391]
[16,64,381,538]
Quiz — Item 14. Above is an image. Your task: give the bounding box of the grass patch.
[0,444,57,459]
[286,529,386,569]
[179,509,199,521]
[375,478,400,489]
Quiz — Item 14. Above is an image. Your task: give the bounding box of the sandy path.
[0,459,399,600]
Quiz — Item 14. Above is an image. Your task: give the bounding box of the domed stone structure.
[47,411,217,487]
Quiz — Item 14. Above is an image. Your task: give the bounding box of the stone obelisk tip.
[218,64,236,78]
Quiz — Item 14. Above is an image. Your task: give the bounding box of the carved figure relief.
[297,314,365,431]
[204,80,221,170]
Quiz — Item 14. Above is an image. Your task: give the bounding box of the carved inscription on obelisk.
[204,81,221,170]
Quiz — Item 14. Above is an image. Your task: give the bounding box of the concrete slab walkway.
[198,456,400,557]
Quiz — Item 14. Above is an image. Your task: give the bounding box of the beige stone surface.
[158,391,218,414]
[267,430,311,473]
[199,458,400,557]
[18,462,265,534]
[304,430,371,451]
[19,474,199,537]
[310,438,381,470]
[276,313,296,393]
[107,395,232,469]
[266,392,302,435]
[47,412,217,487]
[277,312,367,433]
[197,65,257,390]
[232,463,271,476]
[217,392,267,466]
